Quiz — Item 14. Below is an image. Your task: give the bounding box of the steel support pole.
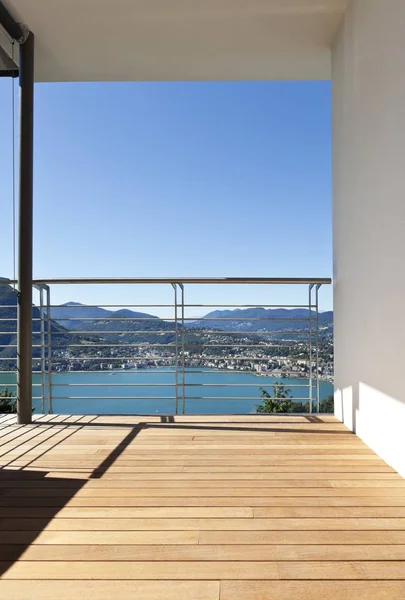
[308,284,313,414]
[17,32,34,424]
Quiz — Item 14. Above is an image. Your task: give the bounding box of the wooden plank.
[200,530,405,544]
[4,529,405,546]
[3,506,405,519]
[5,543,405,562]
[2,517,405,531]
[4,457,389,466]
[5,477,402,487]
[89,447,377,453]
[253,506,405,517]
[5,470,399,481]
[2,560,405,580]
[4,486,405,497]
[220,581,405,600]
[0,560,275,579]
[0,580,220,600]
[0,531,199,545]
[0,507,254,518]
[3,495,405,508]
[277,560,405,579]
[181,465,395,472]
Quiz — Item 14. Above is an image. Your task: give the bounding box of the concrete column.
[332,0,405,476]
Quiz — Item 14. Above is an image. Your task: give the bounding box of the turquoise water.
[0,368,333,415]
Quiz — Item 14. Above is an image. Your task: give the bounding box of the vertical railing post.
[45,285,53,414]
[17,31,34,424]
[171,284,179,414]
[315,284,321,413]
[38,286,46,414]
[179,284,185,415]
[308,284,314,413]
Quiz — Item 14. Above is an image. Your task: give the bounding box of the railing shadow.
[0,468,86,576]
[90,423,144,478]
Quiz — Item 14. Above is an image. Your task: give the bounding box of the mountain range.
[49,302,174,344]
[190,307,333,334]
[51,303,333,335]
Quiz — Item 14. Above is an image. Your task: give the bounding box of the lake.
[0,368,333,415]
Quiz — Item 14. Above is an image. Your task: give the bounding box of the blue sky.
[0,80,332,312]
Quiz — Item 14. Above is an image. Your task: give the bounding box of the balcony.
[0,277,332,417]
[0,412,405,599]
[1,277,404,597]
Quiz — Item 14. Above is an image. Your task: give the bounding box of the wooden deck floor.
[0,413,405,599]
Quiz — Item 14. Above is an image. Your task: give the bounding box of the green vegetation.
[255,382,294,413]
[0,387,16,413]
[255,385,334,414]
[0,387,36,414]
[319,394,334,413]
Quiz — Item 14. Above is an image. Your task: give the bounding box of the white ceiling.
[3,0,348,82]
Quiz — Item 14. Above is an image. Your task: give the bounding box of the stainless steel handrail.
[34,277,331,285]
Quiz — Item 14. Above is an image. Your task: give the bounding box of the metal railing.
[0,277,332,414]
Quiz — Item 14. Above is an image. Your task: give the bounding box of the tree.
[0,387,17,413]
[0,387,35,414]
[319,394,334,413]
[254,382,294,413]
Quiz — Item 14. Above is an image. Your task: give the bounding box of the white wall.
[332,0,405,476]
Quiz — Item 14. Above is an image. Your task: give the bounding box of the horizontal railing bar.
[47,344,302,351]
[186,396,312,401]
[1,383,42,387]
[0,397,41,400]
[48,304,312,309]
[37,370,175,375]
[183,305,313,308]
[44,343,175,348]
[34,370,315,376]
[32,277,331,285]
[0,318,41,322]
[40,333,316,340]
[188,317,311,321]
[0,372,42,374]
[49,305,175,309]
[23,369,297,375]
[51,382,310,387]
[181,331,314,336]
[48,317,312,322]
[181,383,311,387]
[182,344,295,348]
[0,345,47,348]
[47,357,309,363]
[46,331,173,335]
[49,357,170,361]
[49,317,167,321]
[0,334,45,337]
[52,383,176,387]
[0,358,42,361]
[52,396,177,400]
[47,357,177,361]
[53,396,311,401]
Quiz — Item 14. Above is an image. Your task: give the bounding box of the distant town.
[49,334,334,383]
